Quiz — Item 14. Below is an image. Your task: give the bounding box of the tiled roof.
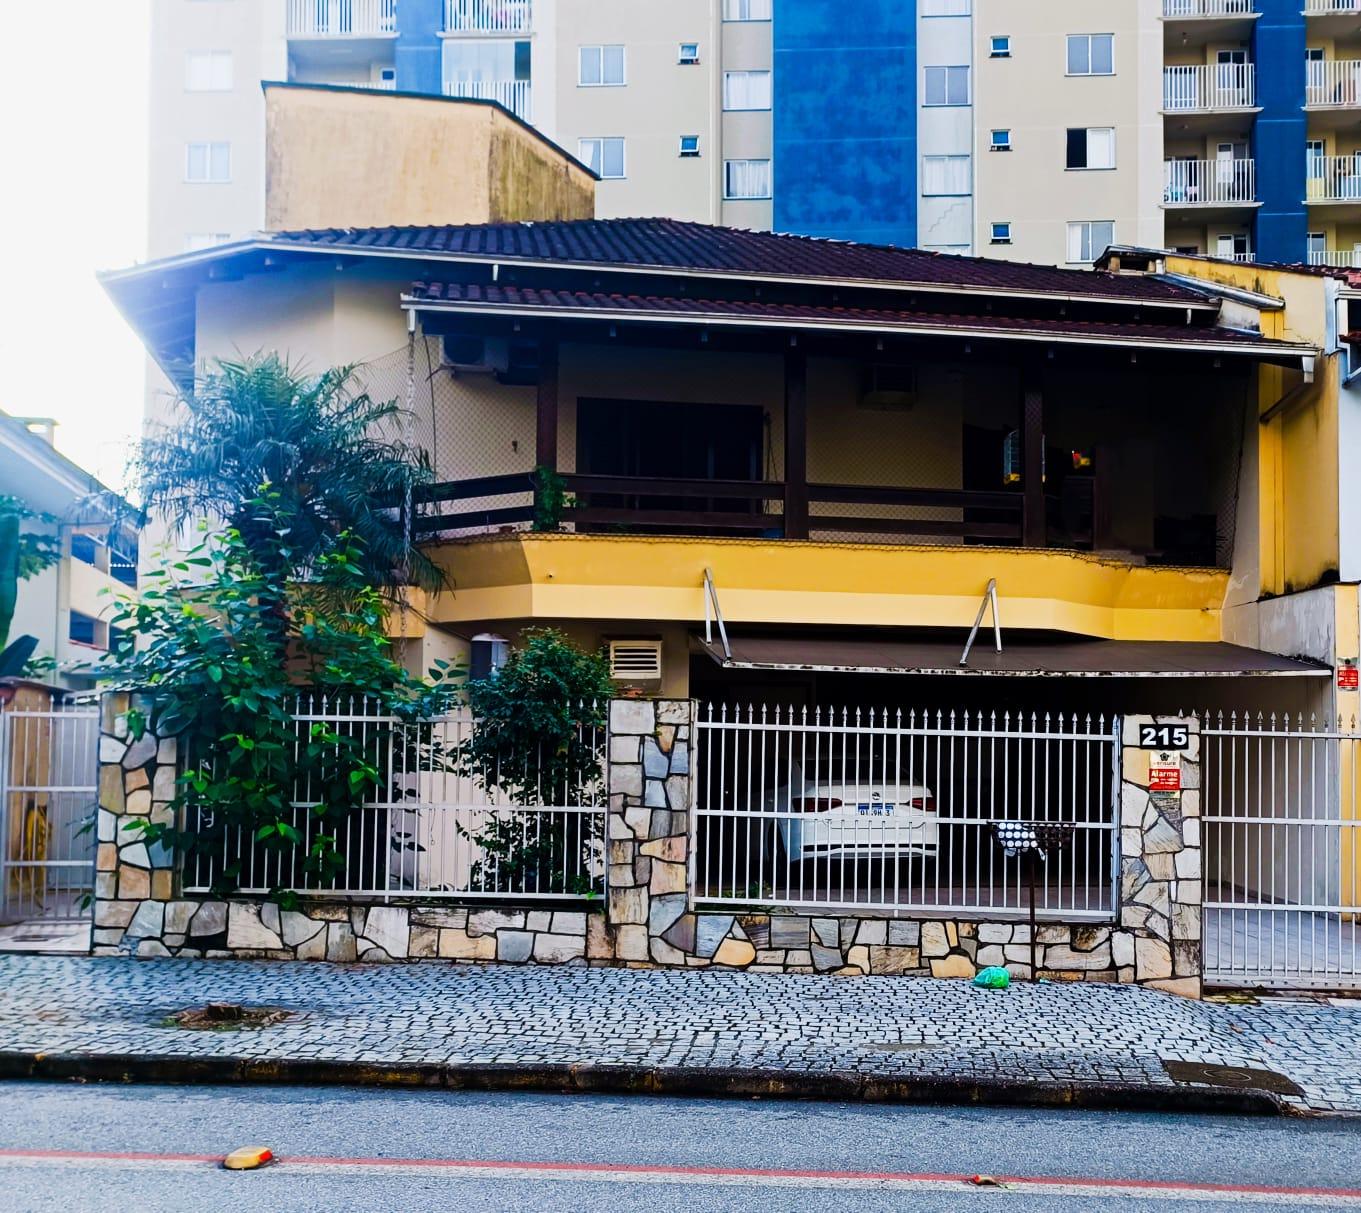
[270,218,1209,306]
[404,282,1312,354]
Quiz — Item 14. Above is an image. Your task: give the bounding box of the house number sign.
[1137,723,1189,749]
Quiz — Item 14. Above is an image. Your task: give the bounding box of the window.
[1066,127,1115,170]
[1067,34,1114,76]
[1307,231,1327,262]
[990,128,1012,151]
[579,137,625,178]
[443,40,531,86]
[990,36,1011,58]
[579,44,625,86]
[184,232,231,252]
[723,0,771,19]
[723,70,771,110]
[1216,233,1251,260]
[185,50,233,91]
[678,42,700,64]
[921,0,970,13]
[924,65,970,106]
[1067,220,1115,263]
[921,154,972,196]
[724,158,772,199]
[68,611,101,648]
[185,141,230,183]
[1307,139,1326,177]
[990,221,1012,244]
[679,135,701,157]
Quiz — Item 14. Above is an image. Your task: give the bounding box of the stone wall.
[90,696,1202,995]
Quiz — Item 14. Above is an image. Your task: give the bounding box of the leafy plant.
[104,506,459,901]
[459,629,612,894]
[134,353,444,595]
[531,466,575,532]
[0,497,61,678]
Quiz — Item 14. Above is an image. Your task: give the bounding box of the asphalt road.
[0,1082,1358,1212]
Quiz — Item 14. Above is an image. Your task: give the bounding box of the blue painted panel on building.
[773,0,916,247]
[1252,0,1306,264]
[395,0,444,96]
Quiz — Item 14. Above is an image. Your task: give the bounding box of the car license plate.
[856,803,894,816]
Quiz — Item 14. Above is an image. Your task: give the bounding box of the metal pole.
[1028,852,1038,981]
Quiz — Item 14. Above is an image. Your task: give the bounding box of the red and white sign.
[1339,661,1359,691]
[1149,751,1181,792]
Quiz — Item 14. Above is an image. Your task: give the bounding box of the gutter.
[401,296,1319,360]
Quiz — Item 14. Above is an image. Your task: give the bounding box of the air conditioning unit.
[609,639,663,682]
[441,333,510,374]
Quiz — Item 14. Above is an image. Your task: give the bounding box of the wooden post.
[536,335,560,473]
[1022,376,1045,548]
[784,348,809,540]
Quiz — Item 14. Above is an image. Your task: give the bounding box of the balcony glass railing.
[444,0,532,34]
[442,79,532,121]
[1162,0,1255,16]
[1163,158,1256,205]
[1163,63,1255,110]
[287,0,397,37]
[1306,60,1361,106]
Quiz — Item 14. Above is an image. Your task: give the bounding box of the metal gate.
[0,702,100,924]
[1203,714,1361,990]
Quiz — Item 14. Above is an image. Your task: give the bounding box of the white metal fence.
[442,79,532,121]
[286,0,397,36]
[1306,60,1361,107]
[0,702,100,924]
[692,705,1119,919]
[1163,158,1256,205]
[444,0,532,34]
[1162,0,1256,14]
[183,697,605,902]
[1203,714,1361,990]
[1163,63,1255,111]
[1307,154,1361,202]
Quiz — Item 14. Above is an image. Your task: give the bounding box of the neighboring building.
[0,414,138,691]
[150,0,1361,269]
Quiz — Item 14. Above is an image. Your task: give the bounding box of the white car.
[767,764,939,864]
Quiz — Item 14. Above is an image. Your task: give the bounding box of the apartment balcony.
[1160,1,1258,48]
[443,0,532,35]
[442,79,532,122]
[1162,159,1258,221]
[1308,248,1361,267]
[1305,61,1361,129]
[1306,156,1361,210]
[1162,63,1257,114]
[286,0,397,38]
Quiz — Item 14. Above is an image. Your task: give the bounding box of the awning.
[694,635,1330,678]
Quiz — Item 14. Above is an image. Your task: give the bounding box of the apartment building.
[148,0,773,258]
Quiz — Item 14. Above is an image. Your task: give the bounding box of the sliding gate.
[0,702,100,924]
[1203,715,1361,990]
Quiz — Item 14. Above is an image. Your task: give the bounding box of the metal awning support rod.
[703,567,731,661]
[959,578,1001,667]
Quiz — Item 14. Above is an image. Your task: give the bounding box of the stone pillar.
[92,692,179,956]
[604,698,694,964]
[1119,715,1202,997]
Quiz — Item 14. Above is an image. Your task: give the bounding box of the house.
[0,411,138,692]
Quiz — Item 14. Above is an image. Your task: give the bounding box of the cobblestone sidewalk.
[0,955,1358,1115]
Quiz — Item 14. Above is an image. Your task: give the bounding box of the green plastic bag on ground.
[972,965,1010,990]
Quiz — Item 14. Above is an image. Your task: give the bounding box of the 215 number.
[1138,724,1189,749]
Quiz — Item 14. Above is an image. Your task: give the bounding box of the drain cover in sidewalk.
[1162,1060,1302,1096]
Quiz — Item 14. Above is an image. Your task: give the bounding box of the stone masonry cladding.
[92,694,1202,995]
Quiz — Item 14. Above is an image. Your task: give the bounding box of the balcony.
[1306,155,1361,205]
[1306,60,1361,109]
[1163,63,1256,112]
[444,0,532,34]
[1308,248,1361,267]
[286,0,397,37]
[1306,0,1361,13]
[442,79,532,121]
[1162,0,1254,13]
[1163,158,1257,209]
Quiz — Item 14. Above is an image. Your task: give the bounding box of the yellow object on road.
[222,1146,274,1170]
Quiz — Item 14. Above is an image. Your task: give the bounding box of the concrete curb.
[0,1051,1288,1116]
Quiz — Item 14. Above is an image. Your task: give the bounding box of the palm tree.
[136,353,443,593]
